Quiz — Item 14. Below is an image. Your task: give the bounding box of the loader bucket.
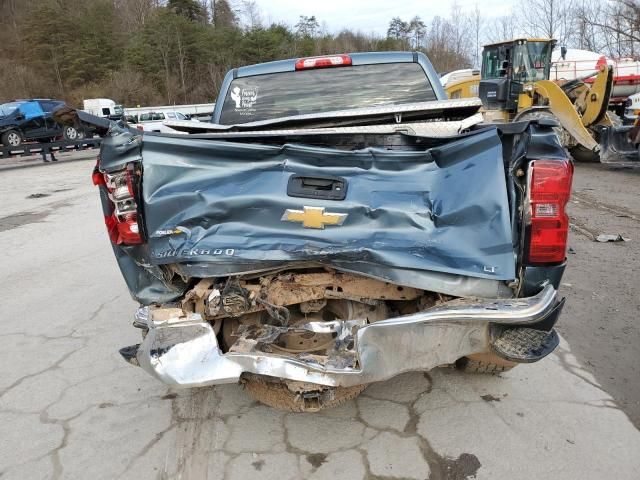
[599,125,639,163]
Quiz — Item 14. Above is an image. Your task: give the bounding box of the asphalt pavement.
[1,153,639,479]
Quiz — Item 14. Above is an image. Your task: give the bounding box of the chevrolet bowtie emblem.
[281,206,348,229]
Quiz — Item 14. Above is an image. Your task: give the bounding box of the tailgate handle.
[287,174,347,201]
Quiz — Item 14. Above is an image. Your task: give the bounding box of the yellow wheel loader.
[445,38,635,163]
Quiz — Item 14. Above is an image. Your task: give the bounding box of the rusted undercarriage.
[179,269,441,328]
[156,269,449,374]
[209,270,440,371]
[142,269,453,410]
[182,270,431,315]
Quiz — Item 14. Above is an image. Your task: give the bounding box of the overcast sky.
[251,0,515,35]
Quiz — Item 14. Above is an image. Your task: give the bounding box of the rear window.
[39,101,61,113]
[219,63,436,125]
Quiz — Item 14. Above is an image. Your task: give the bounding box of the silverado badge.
[281,206,348,229]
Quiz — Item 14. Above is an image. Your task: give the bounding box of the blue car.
[0,99,83,147]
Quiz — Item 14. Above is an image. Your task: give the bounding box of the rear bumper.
[122,285,561,388]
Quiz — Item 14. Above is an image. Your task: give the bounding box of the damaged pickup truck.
[79,52,572,411]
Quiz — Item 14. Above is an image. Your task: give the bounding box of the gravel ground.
[0,154,639,479]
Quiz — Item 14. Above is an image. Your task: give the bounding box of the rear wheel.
[515,109,571,146]
[517,109,602,163]
[566,112,622,163]
[455,352,517,374]
[63,126,84,140]
[1,130,22,147]
[568,144,600,163]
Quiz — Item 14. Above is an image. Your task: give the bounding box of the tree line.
[0,0,638,108]
[490,0,640,57]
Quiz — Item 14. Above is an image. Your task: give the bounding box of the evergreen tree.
[212,0,237,29]
[169,0,208,23]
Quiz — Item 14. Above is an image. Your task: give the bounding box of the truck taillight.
[526,159,573,264]
[295,54,352,70]
[94,163,143,245]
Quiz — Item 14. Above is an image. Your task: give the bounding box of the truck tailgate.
[138,127,515,286]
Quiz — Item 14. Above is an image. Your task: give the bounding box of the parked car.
[0,99,83,147]
[64,52,571,412]
[131,111,193,133]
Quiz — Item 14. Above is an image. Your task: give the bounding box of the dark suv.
[0,99,83,147]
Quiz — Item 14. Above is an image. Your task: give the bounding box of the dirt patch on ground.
[0,211,50,233]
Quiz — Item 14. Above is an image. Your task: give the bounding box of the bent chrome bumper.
[123,285,560,388]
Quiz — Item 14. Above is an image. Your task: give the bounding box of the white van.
[82,98,123,118]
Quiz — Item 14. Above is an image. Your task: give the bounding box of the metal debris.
[595,234,630,242]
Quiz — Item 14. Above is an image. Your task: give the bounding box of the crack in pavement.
[153,370,485,480]
[0,341,85,400]
[571,191,639,222]
[0,293,124,400]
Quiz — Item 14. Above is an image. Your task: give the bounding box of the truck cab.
[479,38,555,113]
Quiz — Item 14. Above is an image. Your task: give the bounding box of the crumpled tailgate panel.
[140,127,515,284]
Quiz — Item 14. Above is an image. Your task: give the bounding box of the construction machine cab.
[479,39,556,112]
[444,37,633,163]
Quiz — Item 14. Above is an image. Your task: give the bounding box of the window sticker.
[230,86,259,116]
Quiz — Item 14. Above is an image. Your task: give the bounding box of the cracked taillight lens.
[526,159,573,264]
[94,163,143,245]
